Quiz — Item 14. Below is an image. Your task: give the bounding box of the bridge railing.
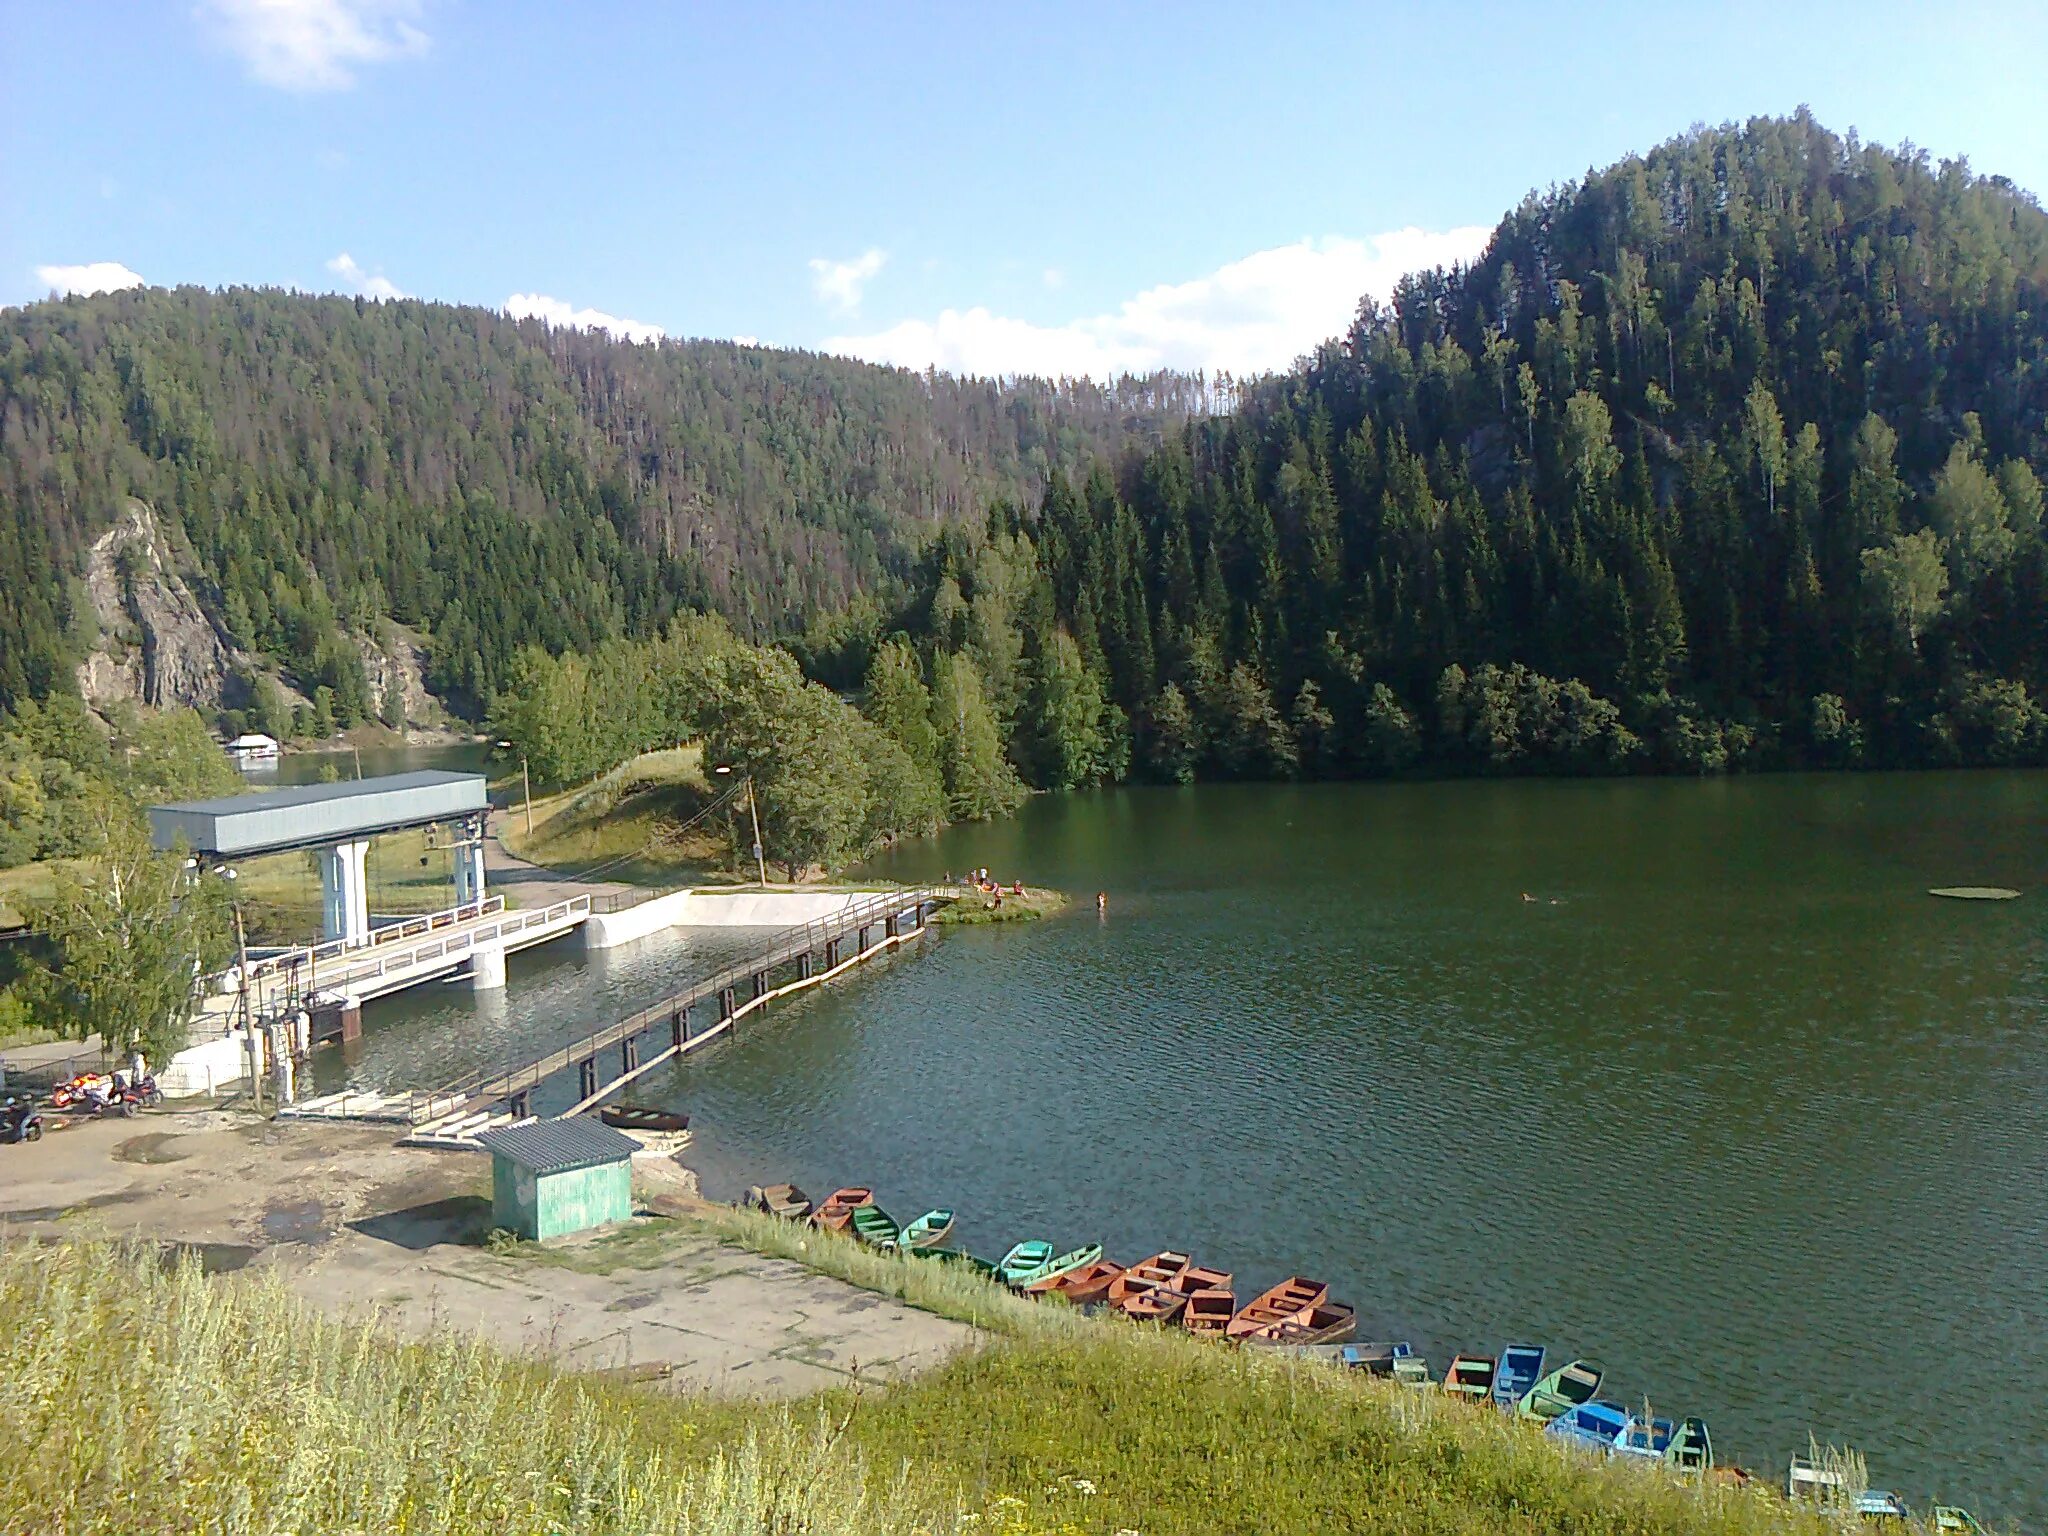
[416,884,950,1118]
[237,896,509,986]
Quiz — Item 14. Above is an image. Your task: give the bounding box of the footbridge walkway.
[282,885,957,1144]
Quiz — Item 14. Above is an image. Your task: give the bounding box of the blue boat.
[1615,1415,1675,1459]
[996,1240,1054,1287]
[1494,1343,1545,1407]
[1545,1400,1632,1453]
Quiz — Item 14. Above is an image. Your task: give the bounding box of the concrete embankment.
[583,888,891,950]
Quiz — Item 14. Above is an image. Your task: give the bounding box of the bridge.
[282,885,956,1143]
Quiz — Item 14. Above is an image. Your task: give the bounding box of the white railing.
[227,897,589,1019]
[241,896,509,984]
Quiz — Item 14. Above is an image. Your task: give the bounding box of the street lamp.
[713,765,768,886]
[496,740,534,836]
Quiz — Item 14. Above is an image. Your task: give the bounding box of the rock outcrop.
[75,500,242,712]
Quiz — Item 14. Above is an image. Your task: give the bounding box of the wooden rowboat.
[598,1103,690,1133]
[810,1187,873,1233]
[1174,1265,1236,1336]
[1224,1277,1330,1341]
[1028,1258,1124,1304]
[1665,1417,1713,1471]
[1254,1301,1357,1348]
[1004,1243,1103,1290]
[904,1246,1000,1279]
[1516,1359,1604,1423]
[1494,1343,1545,1408]
[742,1183,811,1220]
[1442,1353,1497,1400]
[997,1240,1055,1287]
[897,1209,956,1251]
[849,1204,901,1248]
[1106,1251,1190,1312]
[1348,1341,1413,1377]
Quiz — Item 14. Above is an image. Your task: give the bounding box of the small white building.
[224,732,281,767]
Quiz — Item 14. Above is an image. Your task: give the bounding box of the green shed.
[476,1117,639,1240]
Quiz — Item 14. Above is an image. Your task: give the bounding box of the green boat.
[997,1240,1056,1287]
[849,1204,901,1248]
[1000,1242,1104,1290]
[1666,1417,1713,1471]
[1516,1359,1605,1423]
[898,1209,956,1250]
[905,1246,999,1279]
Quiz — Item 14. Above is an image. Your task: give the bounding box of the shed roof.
[148,769,487,857]
[475,1116,639,1175]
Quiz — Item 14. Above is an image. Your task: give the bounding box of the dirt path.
[484,807,640,910]
[0,1110,973,1397]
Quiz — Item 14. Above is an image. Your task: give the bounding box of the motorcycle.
[49,1072,110,1111]
[116,1074,165,1111]
[1,1095,43,1145]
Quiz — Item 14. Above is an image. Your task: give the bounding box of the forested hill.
[0,288,1203,713]
[882,113,2048,785]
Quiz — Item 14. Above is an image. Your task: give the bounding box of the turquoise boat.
[1516,1358,1604,1423]
[898,1209,956,1251]
[997,1240,1055,1287]
[849,1204,901,1248]
[1545,1400,1631,1454]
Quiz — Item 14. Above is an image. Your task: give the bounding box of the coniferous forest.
[7,114,2048,833]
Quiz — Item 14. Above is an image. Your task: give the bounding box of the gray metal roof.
[475,1116,640,1175]
[148,770,487,857]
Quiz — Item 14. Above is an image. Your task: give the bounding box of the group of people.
[954,866,1025,909]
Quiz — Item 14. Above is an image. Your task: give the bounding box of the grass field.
[0,1233,1867,1536]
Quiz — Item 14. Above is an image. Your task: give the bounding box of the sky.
[6,2,2048,381]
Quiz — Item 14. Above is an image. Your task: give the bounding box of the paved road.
[483,807,638,911]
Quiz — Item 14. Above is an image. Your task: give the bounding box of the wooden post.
[797,951,812,980]
[578,1058,596,1102]
[719,988,734,1022]
[621,1034,638,1075]
[671,1007,687,1051]
[885,912,898,939]
[508,1090,529,1119]
[751,971,766,1001]
[825,938,840,968]
[858,925,870,952]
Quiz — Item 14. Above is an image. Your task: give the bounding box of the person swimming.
[1096,891,1107,914]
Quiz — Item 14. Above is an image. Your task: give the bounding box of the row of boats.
[739,1181,1988,1528]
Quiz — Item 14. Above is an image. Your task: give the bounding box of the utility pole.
[221,869,260,1112]
[746,777,768,887]
[522,754,534,836]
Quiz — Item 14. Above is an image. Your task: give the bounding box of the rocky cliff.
[74,500,245,713]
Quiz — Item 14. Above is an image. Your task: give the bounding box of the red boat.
[1030,1258,1124,1305]
[1107,1251,1190,1317]
[1224,1277,1330,1341]
[809,1187,873,1233]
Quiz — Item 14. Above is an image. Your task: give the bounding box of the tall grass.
[0,1237,1898,1536]
[0,1241,960,1536]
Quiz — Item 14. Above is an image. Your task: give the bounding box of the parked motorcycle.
[1,1095,43,1145]
[116,1074,165,1111]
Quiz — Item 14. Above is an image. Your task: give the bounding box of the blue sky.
[7,2,2047,379]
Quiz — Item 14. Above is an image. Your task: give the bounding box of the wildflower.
[1069,1478,1097,1495]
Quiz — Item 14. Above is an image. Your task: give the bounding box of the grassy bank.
[0,1236,1854,1536]
[0,1235,1880,1536]
[500,746,737,885]
[931,885,1070,925]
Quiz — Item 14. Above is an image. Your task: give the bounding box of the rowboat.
[1348,1341,1413,1377]
[1546,1400,1631,1453]
[1006,1243,1104,1290]
[904,1246,1000,1279]
[1178,1266,1237,1336]
[810,1187,873,1233]
[997,1240,1055,1287]
[597,1103,690,1133]
[849,1204,901,1248]
[1616,1415,1675,1459]
[1494,1343,1545,1407]
[1515,1359,1604,1423]
[1254,1301,1357,1348]
[1665,1417,1713,1471]
[1442,1354,1497,1400]
[1030,1258,1124,1305]
[1107,1251,1191,1312]
[1391,1353,1432,1387]
[897,1209,956,1251]
[1933,1508,1986,1534]
[1224,1277,1330,1340]
[742,1183,811,1220]
[1787,1457,1907,1519]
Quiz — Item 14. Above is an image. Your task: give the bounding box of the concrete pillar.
[578,1058,597,1101]
[797,951,813,981]
[750,970,766,1001]
[453,820,487,908]
[318,839,371,945]
[825,939,841,969]
[885,912,898,939]
[469,942,506,991]
[671,1007,688,1051]
[621,1035,638,1075]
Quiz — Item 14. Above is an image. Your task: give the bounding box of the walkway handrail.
[420,884,951,1115]
[239,896,508,984]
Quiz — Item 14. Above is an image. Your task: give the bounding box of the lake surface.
[324,771,2048,1521]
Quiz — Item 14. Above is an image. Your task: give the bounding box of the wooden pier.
[284,885,955,1145]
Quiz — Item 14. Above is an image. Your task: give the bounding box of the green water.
[334,770,2048,1519]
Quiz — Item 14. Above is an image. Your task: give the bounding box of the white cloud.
[824,227,1493,381]
[809,248,887,313]
[35,261,146,296]
[1042,267,1065,290]
[198,0,429,92]
[505,293,664,346]
[326,251,406,300]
